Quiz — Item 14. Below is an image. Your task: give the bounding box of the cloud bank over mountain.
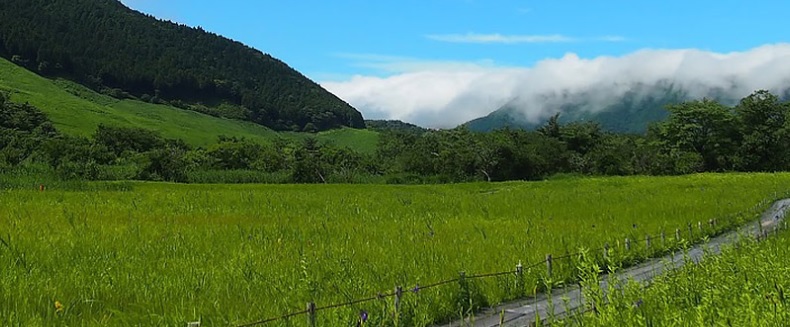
[321,44,790,128]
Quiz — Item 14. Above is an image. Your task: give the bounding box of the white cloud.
[321,44,790,128]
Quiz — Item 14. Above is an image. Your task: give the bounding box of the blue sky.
[121,0,790,127]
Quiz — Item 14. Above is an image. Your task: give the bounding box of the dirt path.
[440,199,790,327]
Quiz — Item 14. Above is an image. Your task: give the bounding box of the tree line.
[1,90,789,185]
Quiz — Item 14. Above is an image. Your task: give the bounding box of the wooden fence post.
[625,238,631,251]
[515,261,524,296]
[546,254,553,278]
[758,217,764,240]
[307,302,316,327]
[516,261,523,279]
[675,228,681,242]
[459,271,466,289]
[394,286,403,323]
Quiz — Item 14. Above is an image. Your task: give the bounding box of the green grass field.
[575,217,790,326]
[0,58,379,152]
[1,173,789,326]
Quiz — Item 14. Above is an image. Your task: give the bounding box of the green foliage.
[655,98,740,171]
[0,94,56,166]
[366,119,428,134]
[0,0,364,131]
[140,145,189,182]
[94,125,167,157]
[735,90,790,171]
[3,83,790,185]
[291,137,329,183]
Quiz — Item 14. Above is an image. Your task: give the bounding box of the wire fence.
[235,198,776,327]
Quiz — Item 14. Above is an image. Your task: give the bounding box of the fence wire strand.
[467,270,516,279]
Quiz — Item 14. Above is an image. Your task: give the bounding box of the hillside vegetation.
[0,56,378,151]
[2,82,789,185]
[0,0,364,131]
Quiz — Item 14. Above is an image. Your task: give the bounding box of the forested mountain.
[465,84,786,133]
[0,0,364,131]
[466,93,681,133]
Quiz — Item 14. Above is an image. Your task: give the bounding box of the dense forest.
[0,0,364,132]
[365,120,428,134]
[2,90,788,185]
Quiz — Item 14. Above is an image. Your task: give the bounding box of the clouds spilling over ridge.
[321,44,790,128]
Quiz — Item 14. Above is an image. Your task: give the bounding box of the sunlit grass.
[574,218,790,326]
[0,173,788,326]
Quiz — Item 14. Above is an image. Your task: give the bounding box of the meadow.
[1,173,789,326]
[0,57,379,152]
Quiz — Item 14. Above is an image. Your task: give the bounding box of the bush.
[139,147,188,182]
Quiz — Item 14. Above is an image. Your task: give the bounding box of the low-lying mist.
[322,44,790,128]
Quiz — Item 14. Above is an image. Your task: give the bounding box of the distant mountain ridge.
[465,82,790,133]
[0,0,364,132]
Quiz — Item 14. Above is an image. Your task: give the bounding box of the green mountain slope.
[466,85,691,133]
[0,0,364,131]
[465,107,528,131]
[0,57,378,152]
[466,83,790,133]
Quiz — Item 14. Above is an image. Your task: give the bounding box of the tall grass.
[0,173,788,326]
[572,221,790,326]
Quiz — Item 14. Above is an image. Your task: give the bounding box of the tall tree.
[735,90,790,171]
[655,99,740,172]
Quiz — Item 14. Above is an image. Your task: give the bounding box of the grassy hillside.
[0,57,378,152]
[1,174,788,326]
[311,128,379,154]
